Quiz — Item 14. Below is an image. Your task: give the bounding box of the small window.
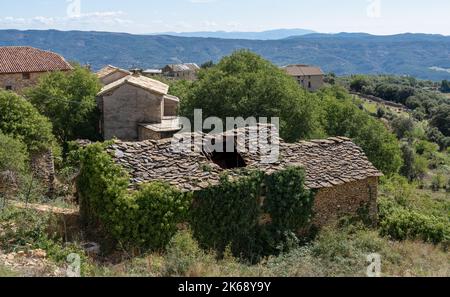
[22,73,31,80]
[308,81,312,89]
[5,86,12,91]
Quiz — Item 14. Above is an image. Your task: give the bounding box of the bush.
[431,174,445,192]
[0,132,28,173]
[0,90,55,153]
[379,205,449,245]
[77,143,191,251]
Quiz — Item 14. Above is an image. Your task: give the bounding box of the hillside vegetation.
[0,50,448,277]
[1,30,450,80]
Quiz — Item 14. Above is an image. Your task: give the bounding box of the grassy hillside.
[1,30,450,80]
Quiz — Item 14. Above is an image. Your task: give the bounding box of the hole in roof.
[204,138,247,170]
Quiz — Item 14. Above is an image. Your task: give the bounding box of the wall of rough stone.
[101,83,164,140]
[311,177,379,227]
[0,72,43,93]
[30,150,56,196]
[164,98,178,117]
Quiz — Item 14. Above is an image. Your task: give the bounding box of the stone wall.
[312,176,379,227]
[30,150,56,196]
[164,98,178,117]
[0,72,43,93]
[100,83,164,140]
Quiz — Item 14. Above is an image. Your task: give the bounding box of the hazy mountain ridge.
[153,28,316,40]
[1,29,450,80]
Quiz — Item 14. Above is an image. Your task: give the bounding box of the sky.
[0,0,449,35]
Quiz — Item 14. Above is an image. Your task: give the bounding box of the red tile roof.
[0,46,73,74]
[282,64,324,76]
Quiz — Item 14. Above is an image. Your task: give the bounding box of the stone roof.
[164,63,200,72]
[96,65,131,79]
[0,46,73,74]
[106,125,382,192]
[282,64,324,77]
[97,74,170,96]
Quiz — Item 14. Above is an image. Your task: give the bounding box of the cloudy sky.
[1,0,449,35]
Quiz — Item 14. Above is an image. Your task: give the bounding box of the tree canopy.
[180,50,321,142]
[0,90,55,153]
[25,65,102,143]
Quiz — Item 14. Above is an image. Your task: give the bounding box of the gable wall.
[312,176,379,227]
[101,83,163,140]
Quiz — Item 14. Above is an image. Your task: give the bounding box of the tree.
[318,87,403,175]
[0,90,55,153]
[349,75,372,93]
[430,105,450,137]
[25,64,102,144]
[200,60,215,69]
[391,116,415,139]
[0,132,28,174]
[440,80,450,93]
[180,50,321,142]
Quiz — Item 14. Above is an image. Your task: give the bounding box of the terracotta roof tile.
[0,46,73,74]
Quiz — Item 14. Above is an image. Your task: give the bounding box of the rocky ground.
[0,249,66,277]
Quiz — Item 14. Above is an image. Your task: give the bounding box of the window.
[22,73,31,80]
[308,81,312,89]
[5,86,12,91]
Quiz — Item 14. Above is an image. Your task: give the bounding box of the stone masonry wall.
[101,84,164,140]
[30,150,56,196]
[312,176,379,227]
[0,72,43,93]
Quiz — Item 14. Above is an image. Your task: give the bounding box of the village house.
[0,46,73,93]
[106,125,383,227]
[96,73,181,141]
[96,65,131,85]
[282,64,325,91]
[162,63,200,80]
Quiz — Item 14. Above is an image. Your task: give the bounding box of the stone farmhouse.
[0,46,73,93]
[282,64,325,91]
[106,125,382,227]
[96,65,131,86]
[96,73,181,141]
[162,63,200,80]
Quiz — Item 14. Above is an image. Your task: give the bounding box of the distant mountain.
[154,29,316,40]
[1,29,450,81]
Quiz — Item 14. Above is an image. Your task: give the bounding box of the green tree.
[25,65,102,143]
[318,87,403,175]
[180,50,321,142]
[440,80,450,93]
[430,105,450,137]
[0,90,55,153]
[0,132,28,174]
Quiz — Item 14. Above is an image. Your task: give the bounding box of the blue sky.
[1,0,449,35]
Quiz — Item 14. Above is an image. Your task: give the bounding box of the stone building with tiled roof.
[105,125,382,226]
[0,46,73,93]
[96,65,131,86]
[282,64,324,91]
[162,63,200,80]
[97,73,181,141]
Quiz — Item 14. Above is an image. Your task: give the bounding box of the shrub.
[379,205,449,245]
[0,132,28,173]
[431,174,445,192]
[0,90,55,153]
[77,143,191,251]
[164,229,204,276]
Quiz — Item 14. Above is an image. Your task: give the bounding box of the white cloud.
[0,11,132,30]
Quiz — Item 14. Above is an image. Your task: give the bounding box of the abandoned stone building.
[106,125,383,227]
[282,64,325,91]
[0,46,73,93]
[96,65,131,86]
[162,63,200,80]
[96,73,181,141]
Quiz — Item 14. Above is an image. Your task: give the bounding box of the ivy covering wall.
[77,143,315,258]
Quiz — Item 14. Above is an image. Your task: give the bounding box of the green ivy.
[77,143,191,251]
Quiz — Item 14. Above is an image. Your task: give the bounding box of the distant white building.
[282,64,325,91]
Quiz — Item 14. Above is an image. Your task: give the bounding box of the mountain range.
[1,29,450,80]
[152,28,316,40]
